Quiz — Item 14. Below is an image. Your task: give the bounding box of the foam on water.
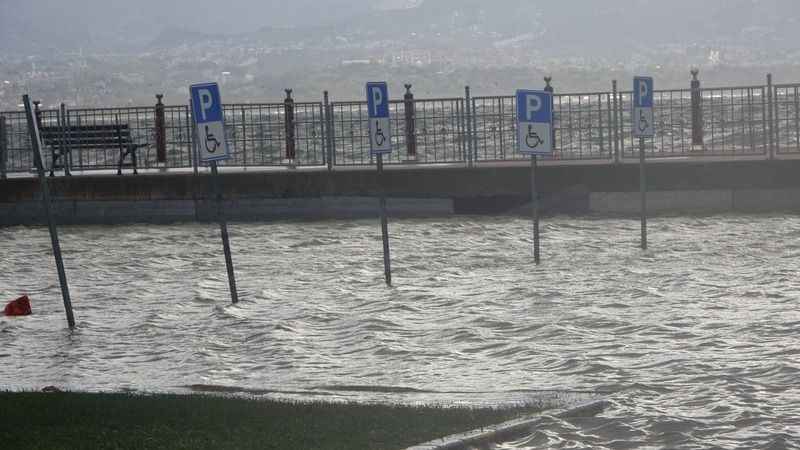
[1,215,800,448]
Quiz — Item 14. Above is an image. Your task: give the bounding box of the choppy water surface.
[2,215,800,448]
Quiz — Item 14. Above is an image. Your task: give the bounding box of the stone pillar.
[403,84,417,161]
[284,89,296,162]
[155,94,167,164]
[690,69,703,147]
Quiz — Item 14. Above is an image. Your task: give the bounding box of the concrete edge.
[405,399,611,450]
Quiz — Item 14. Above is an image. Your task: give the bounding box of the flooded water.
[1,215,799,448]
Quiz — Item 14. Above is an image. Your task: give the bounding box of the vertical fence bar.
[612,80,620,163]
[59,103,71,175]
[794,86,800,152]
[691,69,703,148]
[471,92,479,165]
[773,83,781,154]
[464,86,473,167]
[767,74,775,159]
[0,115,6,179]
[324,91,335,170]
[190,99,199,175]
[544,77,555,153]
[598,93,605,157]
[241,107,248,167]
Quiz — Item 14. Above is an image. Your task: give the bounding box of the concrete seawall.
[3,159,800,225]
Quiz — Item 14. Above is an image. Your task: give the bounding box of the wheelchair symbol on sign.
[525,124,544,148]
[638,110,650,133]
[374,120,386,146]
[205,125,220,153]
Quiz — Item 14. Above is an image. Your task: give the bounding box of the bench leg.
[117,148,124,176]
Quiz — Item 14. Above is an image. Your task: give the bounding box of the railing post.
[284,89,296,164]
[767,74,775,159]
[464,85,473,167]
[403,83,417,162]
[155,94,167,167]
[0,115,6,179]
[690,69,703,149]
[59,103,71,176]
[324,91,334,171]
[544,76,555,153]
[612,80,620,163]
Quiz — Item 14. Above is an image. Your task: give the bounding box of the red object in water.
[4,295,32,316]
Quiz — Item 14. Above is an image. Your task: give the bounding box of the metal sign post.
[367,82,393,285]
[516,89,553,264]
[190,82,238,303]
[23,95,75,328]
[633,76,654,250]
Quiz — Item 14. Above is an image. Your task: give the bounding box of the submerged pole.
[23,95,75,328]
[639,137,647,250]
[531,154,540,264]
[377,154,392,285]
[211,161,239,303]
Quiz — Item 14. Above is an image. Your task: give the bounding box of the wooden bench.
[40,124,148,176]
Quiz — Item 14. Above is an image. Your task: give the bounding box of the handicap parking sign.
[366,82,392,155]
[190,82,231,162]
[633,76,655,137]
[516,90,553,155]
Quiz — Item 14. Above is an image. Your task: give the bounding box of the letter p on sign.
[526,94,542,121]
[371,87,383,116]
[638,80,649,105]
[199,89,213,121]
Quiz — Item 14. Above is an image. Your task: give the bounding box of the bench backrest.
[40,124,132,150]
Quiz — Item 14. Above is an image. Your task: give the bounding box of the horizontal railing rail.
[2,74,798,176]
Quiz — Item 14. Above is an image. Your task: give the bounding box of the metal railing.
[2,74,800,176]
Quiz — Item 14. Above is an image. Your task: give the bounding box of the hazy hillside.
[2,0,800,55]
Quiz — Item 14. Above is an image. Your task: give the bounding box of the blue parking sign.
[190,82,230,162]
[516,90,553,155]
[633,76,655,137]
[366,82,391,154]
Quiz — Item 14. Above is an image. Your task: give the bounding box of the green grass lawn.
[0,392,540,450]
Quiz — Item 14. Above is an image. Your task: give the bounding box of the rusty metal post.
[0,115,6,179]
[284,89,296,163]
[690,69,703,147]
[155,94,167,165]
[403,84,417,161]
[544,76,555,152]
[767,74,775,160]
